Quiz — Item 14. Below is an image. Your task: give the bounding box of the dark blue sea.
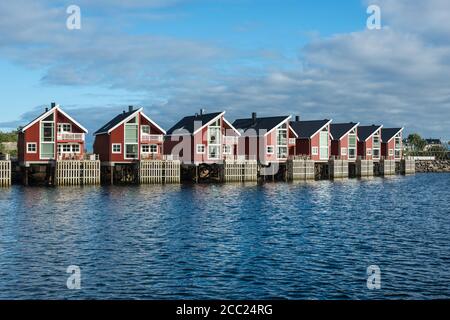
[0,173,449,299]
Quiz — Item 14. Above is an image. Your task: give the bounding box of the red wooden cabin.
[289,117,332,162]
[18,103,88,166]
[381,128,404,160]
[330,122,359,161]
[232,113,295,165]
[93,106,166,164]
[164,110,240,164]
[357,125,383,161]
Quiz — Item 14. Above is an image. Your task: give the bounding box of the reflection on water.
[0,174,449,299]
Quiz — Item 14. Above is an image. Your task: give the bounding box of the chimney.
[252,112,257,123]
[129,105,134,112]
[51,102,56,109]
[200,108,205,116]
[45,107,49,112]
[295,115,300,122]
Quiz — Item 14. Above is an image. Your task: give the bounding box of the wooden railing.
[57,133,85,141]
[141,134,164,143]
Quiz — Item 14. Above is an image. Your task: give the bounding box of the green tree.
[407,133,426,151]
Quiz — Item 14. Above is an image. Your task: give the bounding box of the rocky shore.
[416,160,450,173]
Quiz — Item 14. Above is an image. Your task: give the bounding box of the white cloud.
[0,0,449,141]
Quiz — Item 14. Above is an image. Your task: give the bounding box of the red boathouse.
[330,122,359,161]
[164,110,240,164]
[357,125,383,161]
[232,113,295,165]
[93,106,166,164]
[289,117,332,162]
[381,128,404,160]
[18,103,88,166]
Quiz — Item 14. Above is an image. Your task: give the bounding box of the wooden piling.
[0,160,11,187]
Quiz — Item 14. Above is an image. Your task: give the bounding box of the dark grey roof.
[232,116,290,135]
[94,109,139,135]
[425,138,442,145]
[357,125,382,141]
[290,119,331,139]
[166,112,223,135]
[381,128,402,142]
[330,122,358,140]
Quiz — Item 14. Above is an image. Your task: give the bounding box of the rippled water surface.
[0,173,449,299]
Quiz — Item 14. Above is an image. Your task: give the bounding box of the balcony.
[141,134,164,143]
[57,133,85,141]
[223,136,238,144]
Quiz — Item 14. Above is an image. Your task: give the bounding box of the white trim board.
[21,105,88,133]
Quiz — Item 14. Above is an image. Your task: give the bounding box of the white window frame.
[27,142,37,154]
[196,144,205,154]
[341,147,347,156]
[266,145,274,155]
[141,125,150,135]
[71,144,80,154]
[223,144,232,155]
[141,144,150,154]
[57,123,72,133]
[389,149,394,156]
[149,144,158,154]
[112,143,122,154]
[312,146,319,155]
[367,148,372,156]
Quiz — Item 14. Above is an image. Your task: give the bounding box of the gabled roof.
[330,122,359,141]
[166,111,235,135]
[232,116,291,137]
[93,108,166,135]
[381,128,403,143]
[94,108,140,135]
[21,105,88,133]
[290,119,332,139]
[357,125,383,141]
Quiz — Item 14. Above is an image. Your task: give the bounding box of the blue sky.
[0,0,449,146]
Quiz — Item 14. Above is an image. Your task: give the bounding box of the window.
[373,149,380,158]
[58,123,71,133]
[150,145,158,154]
[41,122,55,142]
[208,145,220,159]
[312,146,318,155]
[266,145,274,154]
[207,120,221,160]
[125,144,139,159]
[341,147,347,156]
[142,145,149,153]
[348,148,356,159]
[58,144,80,154]
[112,144,121,154]
[367,148,372,156]
[277,146,288,159]
[196,144,205,154]
[141,125,150,135]
[27,143,37,153]
[319,129,329,160]
[348,133,356,159]
[72,144,80,153]
[389,149,394,156]
[223,145,231,155]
